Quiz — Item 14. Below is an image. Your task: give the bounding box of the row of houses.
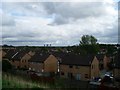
[1,47,120,81]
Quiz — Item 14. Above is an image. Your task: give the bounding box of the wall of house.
[44,55,58,72]
[11,60,20,68]
[91,57,100,79]
[113,68,120,77]
[0,50,6,59]
[20,53,32,68]
[20,51,35,68]
[60,64,90,80]
[103,55,110,70]
[28,62,43,72]
[28,51,35,56]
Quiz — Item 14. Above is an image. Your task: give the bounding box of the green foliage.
[0,72,2,90]
[2,73,49,88]
[2,60,12,72]
[79,35,99,55]
[80,35,97,45]
[2,73,67,89]
[99,44,118,55]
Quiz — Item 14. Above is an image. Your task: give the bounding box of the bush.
[2,60,12,72]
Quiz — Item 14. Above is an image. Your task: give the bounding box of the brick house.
[0,49,7,58]
[2,48,36,69]
[90,56,100,79]
[2,48,112,81]
[96,54,110,70]
[28,51,58,73]
[28,52,49,72]
[113,54,120,77]
[11,50,34,69]
[29,52,109,80]
[44,54,58,73]
[52,53,95,80]
[53,53,110,81]
[3,49,18,60]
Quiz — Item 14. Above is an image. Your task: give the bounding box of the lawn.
[2,72,51,89]
[2,72,70,89]
[2,72,89,89]
[0,72,2,90]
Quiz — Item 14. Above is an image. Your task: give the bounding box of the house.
[44,54,58,73]
[0,49,7,58]
[28,51,49,72]
[28,51,58,73]
[52,53,110,81]
[52,53,95,80]
[90,56,100,79]
[28,51,109,80]
[11,49,33,69]
[3,49,18,60]
[113,54,120,77]
[2,48,36,69]
[103,55,111,70]
[95,54,111,70]
[1,47,112,81]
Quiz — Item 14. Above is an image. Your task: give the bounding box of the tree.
[80,35,97,45]
[2,59,12,72]
[79,35,99,54]
[90,35,97,45]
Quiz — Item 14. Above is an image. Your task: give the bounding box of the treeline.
[2,35,120,55]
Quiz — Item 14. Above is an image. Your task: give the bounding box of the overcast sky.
[1,0,119,46]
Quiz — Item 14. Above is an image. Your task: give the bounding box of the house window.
[85,74,88,78]
[76,66,80,69]
[69,65,73,68]
[61,72,64,75]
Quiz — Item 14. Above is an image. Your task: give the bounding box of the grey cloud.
[2,2,46,17]
[51,15,68,25]
[1,13,15,26]
[1,1,118,46]
[42,2,112,25]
